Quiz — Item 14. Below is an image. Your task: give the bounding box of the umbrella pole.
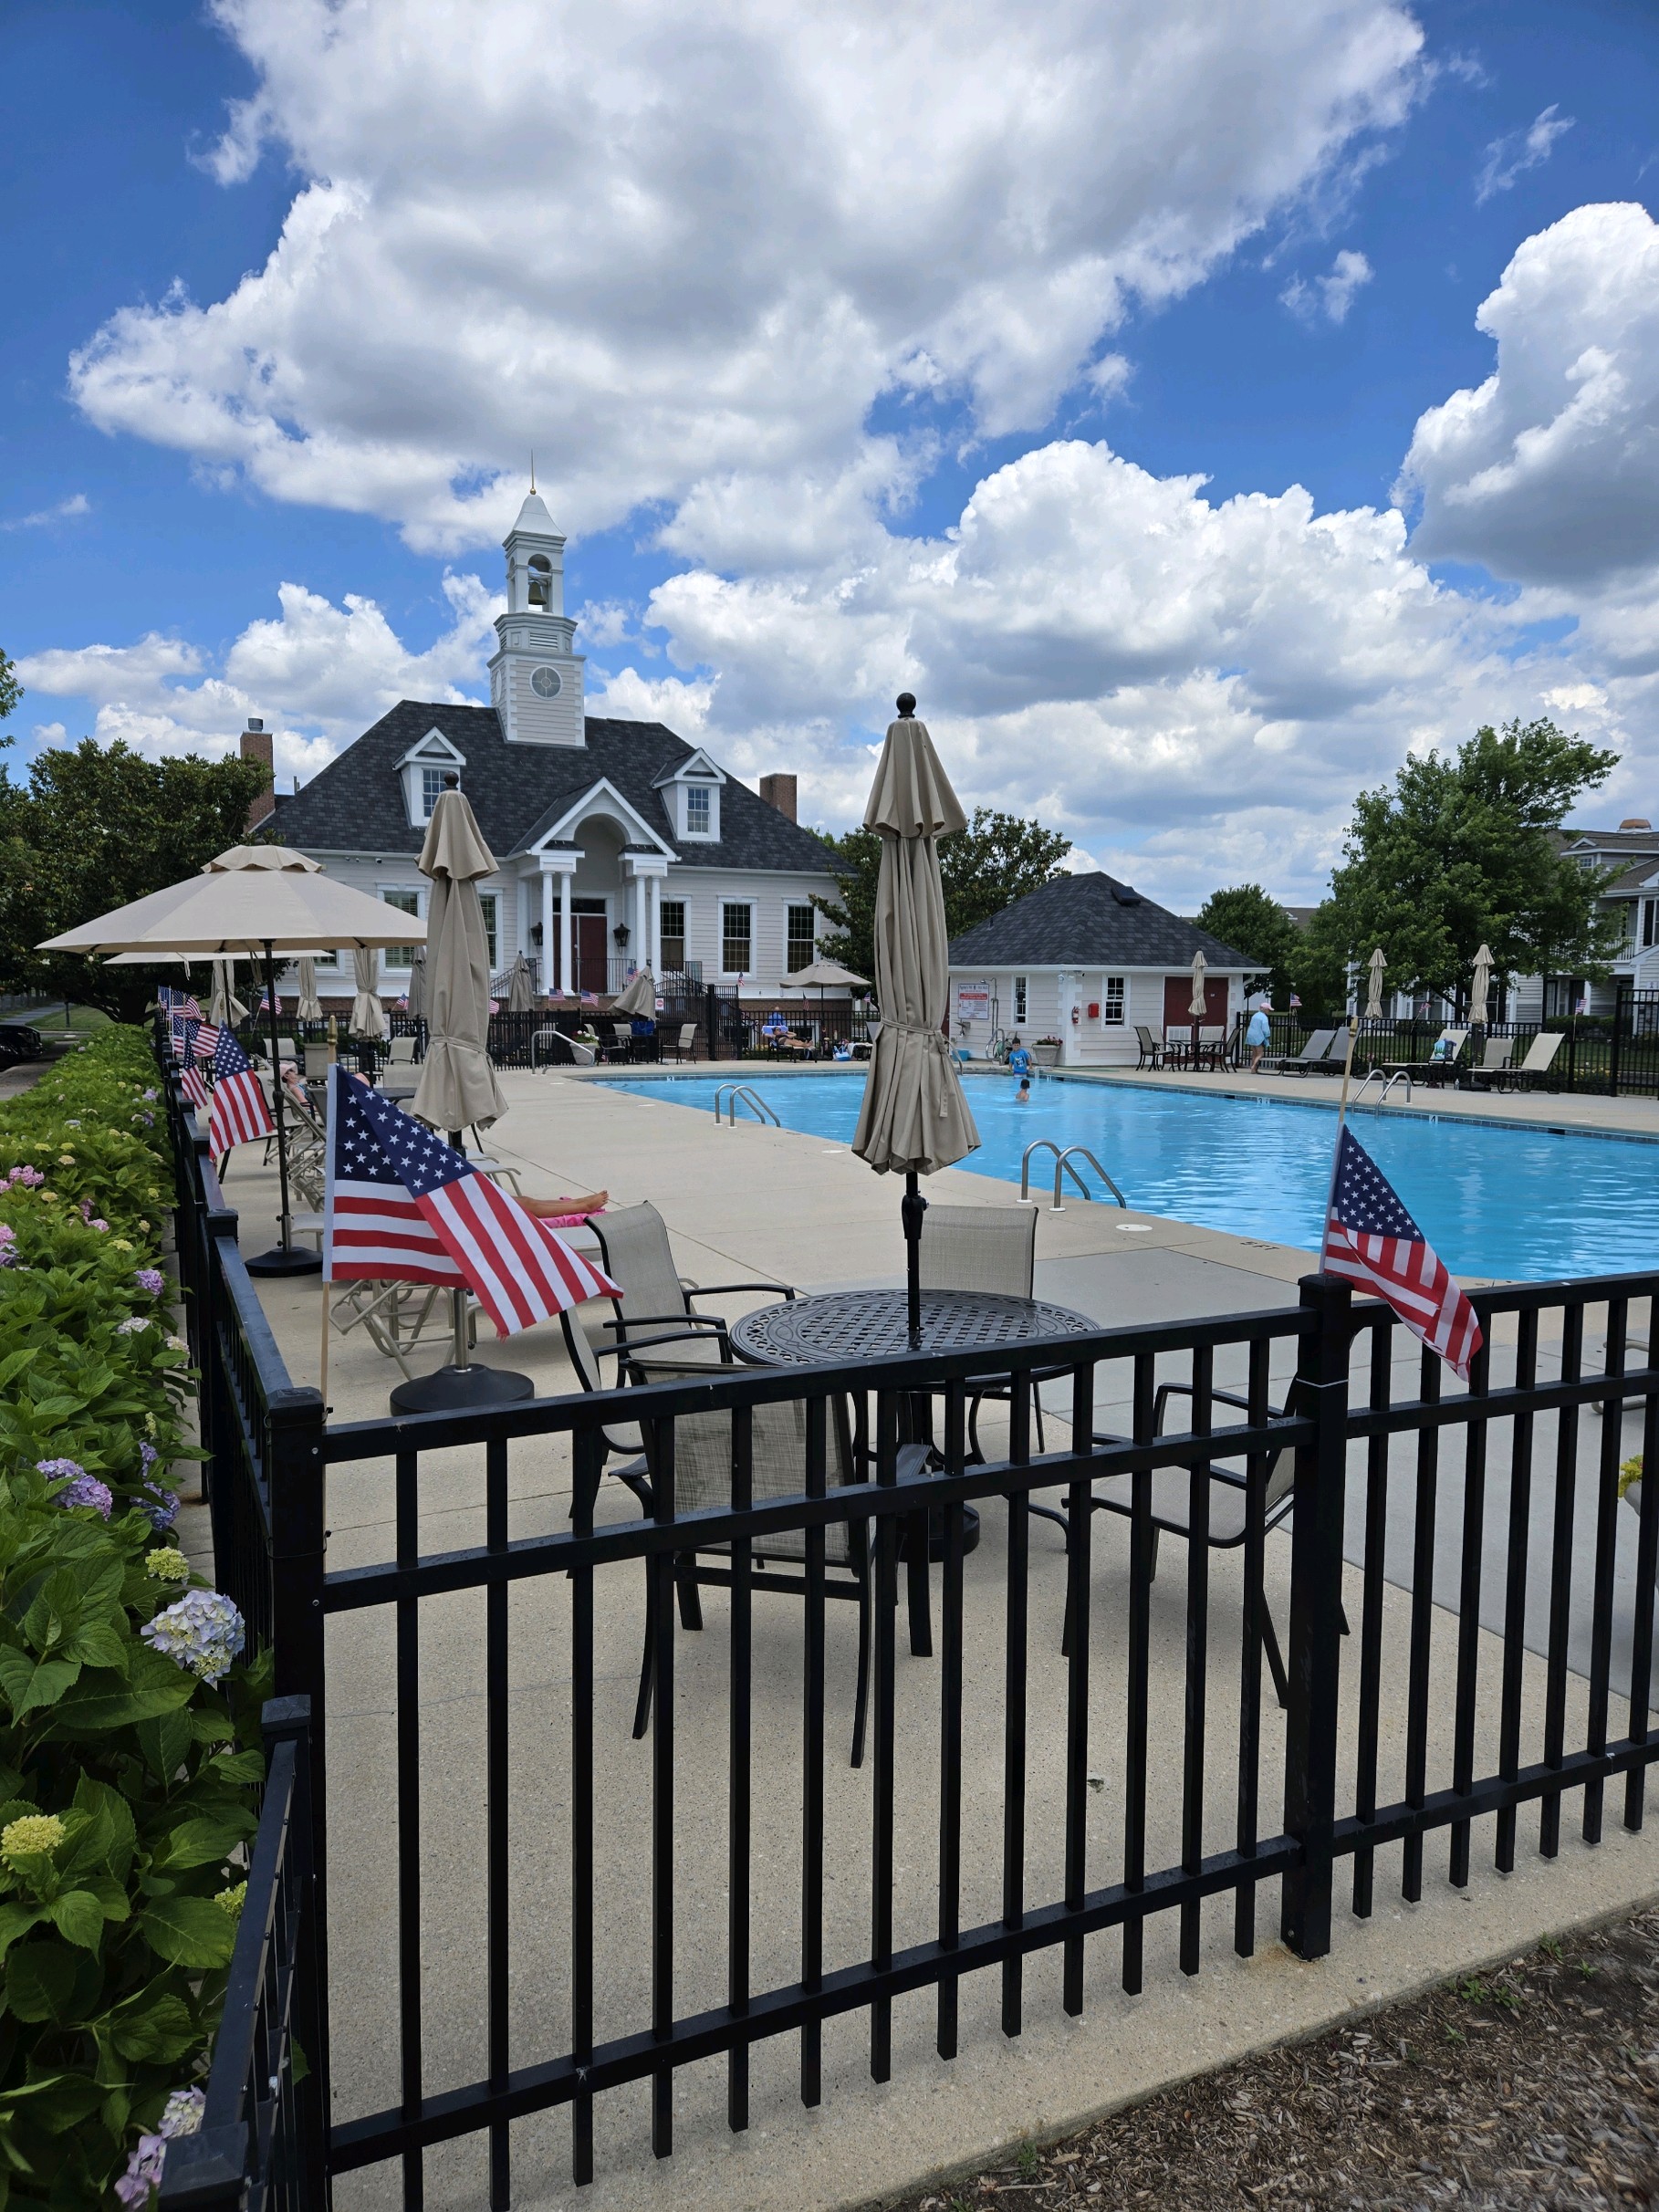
[903,1170,927,1348]
[448,1130,472,1375]
[247,937,322,1277]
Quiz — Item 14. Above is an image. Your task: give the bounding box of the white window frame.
[1101,976,1126,1027]
[720,899,755,977]
[785,902,816,975]
[420,765,455,819]
[1013,975,1028,1024]
[659,898,688,971]
[683,785,713,838]
[379,887,423,972]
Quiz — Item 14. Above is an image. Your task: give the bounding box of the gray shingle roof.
[268,702,840,875]
[947,871,1257,969]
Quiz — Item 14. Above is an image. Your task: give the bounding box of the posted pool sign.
[956,980,991,1024]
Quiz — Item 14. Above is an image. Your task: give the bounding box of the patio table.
[731,1287,1097,1652]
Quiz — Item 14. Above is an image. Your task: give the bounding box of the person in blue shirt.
[1008,1040,1032,1080]
[1245,1001,1272,1073]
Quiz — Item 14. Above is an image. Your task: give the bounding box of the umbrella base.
[246,1245,324,1278]
[390,1363,535,1413]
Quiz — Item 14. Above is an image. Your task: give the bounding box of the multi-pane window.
[479,893,498,971]
[1643,898,1658,950]
[381,889,421,970]
[1101,976,1126,1026]
[1013,975,1028,1023]
[421,767,453,818]
[660,900,686,973]
[721,902,752,976]
[786,903,816,973]
[685,785,711,836]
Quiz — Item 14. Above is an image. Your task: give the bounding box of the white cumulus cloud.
[68,0,1424,554]
[1281,247,1373,326]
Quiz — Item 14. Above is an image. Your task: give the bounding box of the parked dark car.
[0,1026,47,1067]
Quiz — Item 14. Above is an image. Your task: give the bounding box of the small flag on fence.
[181,1064,210,1116]
[1321,1125,1482,1379]
[207,1029,276,1153]
[190,1022,223,1063]
[160,986,203,1021]
[168,1014,198,1064]
[322,1067,617,1335]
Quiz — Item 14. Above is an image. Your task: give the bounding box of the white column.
[631,873,645,967]
[539,868,554,995]
[648,874,662,977]
[558,869,571,996]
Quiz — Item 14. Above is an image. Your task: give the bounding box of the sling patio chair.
[663,1022,699,1064]
[914,1204,1055,1459]
[1134,1025,1165,1070]
[1466,1034,1515,1089]
[1260,1027,1336,1076]
[1496,1029,1566,1091]
[1031,1378,1348,1706]
[590,1199,797,1357]
[623,1349,930,1766]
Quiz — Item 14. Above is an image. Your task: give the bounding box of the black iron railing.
[1259,986,1659,1095]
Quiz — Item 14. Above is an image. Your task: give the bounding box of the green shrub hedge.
[0,1028,269,2207]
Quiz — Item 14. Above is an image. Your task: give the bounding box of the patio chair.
[624,1351,929,1766]
[1032,1381,1347,1706]
[387,1035,418,1065]
[1262,1027,1335,1077]
[1134,1025,1164,1070]
[916,1205,1049,1457]
[1163,1023,1194,1068]
[1195,1024,1227,1070]
[1497,1029,1566,1091]
[663,1022,698,1064]
[590,1199,796,1356]
[1466,1035,1514,1088]
[302,1043,332,1080]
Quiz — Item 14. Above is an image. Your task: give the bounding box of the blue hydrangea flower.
[141,1589,245,1685]
[142,1481,181,1531]
[47,1471,114,1520]
[134,1268,166,1297]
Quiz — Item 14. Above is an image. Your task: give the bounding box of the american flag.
[181,1064,210,1116]
[160,986,203,1021]
[1322,1126,1482,1379]
[322,1067,617,1336]
[190,1022,223,1062]
[206,1029,276,1152]
[168,1014,198,1064]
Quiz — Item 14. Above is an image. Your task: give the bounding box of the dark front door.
[573,915,609,996]
[1163,975,1229,1030]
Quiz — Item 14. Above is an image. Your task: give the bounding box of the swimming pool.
[601,1071,1659,1283]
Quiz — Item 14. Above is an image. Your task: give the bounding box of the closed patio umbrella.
[411,788,506,1137]
[506,953,535,1014]
[208,959,246,1028]
[350,949,388,1041]
[1365,946,1387,1021]
[296,958,324,1023]
[1470,942,1494,1028]
[1188,949,1208,1021]
[851,694,979,1345]
[611,967,657,1017]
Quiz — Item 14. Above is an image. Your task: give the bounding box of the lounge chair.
[1134,1024,1164,1070]
[1497,1029,1566,1091]
[590,1199,796,1355]
[1262,1027,1336,1077]
[1376,1026,1467,1083]
[1466,1035,1514,1088]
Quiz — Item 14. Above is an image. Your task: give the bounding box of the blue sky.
[5,0,1658,904]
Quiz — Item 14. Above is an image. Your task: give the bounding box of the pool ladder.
[1350,1067,1414,1108]
[713,1083,780,1127]
[1019,1140,1127,1212]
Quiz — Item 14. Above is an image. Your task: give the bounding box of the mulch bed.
[889,1908,1659,2211]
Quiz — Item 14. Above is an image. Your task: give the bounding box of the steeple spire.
[488,489,584,746]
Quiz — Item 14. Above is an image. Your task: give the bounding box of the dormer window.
[421,767,454,819]
[397,728,467,826]
[685,785,711,836]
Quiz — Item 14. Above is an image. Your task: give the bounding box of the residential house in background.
[947,871,1257,1067]
[253,493,841,1003]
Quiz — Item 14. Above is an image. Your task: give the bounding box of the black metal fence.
[161,1031,1659,2207]
[1262,985,1659,1095]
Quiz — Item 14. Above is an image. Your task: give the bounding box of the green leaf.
[133,1706,194,1781]
[0,1904,43,1964]
[0,2071,106,2134]
[151,1816,248,1873]
[0,1648,79,1720]
[137,1896,235,1970]
[108,1991,195,2064]
[4,1944,80,2025]
[58,1616,126,1672]
[48,1651,193,1736]
[44,1891,104,1954]
[207,1749,263,1786]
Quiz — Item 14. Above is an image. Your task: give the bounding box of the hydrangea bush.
[0,1028,269,2204]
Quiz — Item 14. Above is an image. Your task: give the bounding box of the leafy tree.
[0,648,19,740]
[0,740,273,1021]
[1314,718,1623,1008]
[1194,884,1300,1006]
[811,807,1071,982]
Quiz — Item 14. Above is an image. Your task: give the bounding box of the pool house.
[947,869,1257,1066]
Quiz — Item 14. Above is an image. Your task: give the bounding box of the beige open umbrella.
[789,956,870,1054]
[411,789,506,1136]
[851,694,979,1343]
[611,967,657,1017]
[350,948,388,1042]
[1470,942,1494,1028]
[296,959,324,1023]
[203,844,323,873]
[506,953,535,1014]
[1365,946,1387,1020]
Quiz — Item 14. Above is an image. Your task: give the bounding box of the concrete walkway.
[211,1073,1659,2212]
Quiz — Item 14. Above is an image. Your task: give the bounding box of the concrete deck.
[209,1071,1659,2212]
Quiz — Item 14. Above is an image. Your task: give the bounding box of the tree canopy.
[811,806,1071,983]
[0,650,19,739]
[1309,718,1623,1007]
[0,739,274,1022]
[1194,884,1300,1007]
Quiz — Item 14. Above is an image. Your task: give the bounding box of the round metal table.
[729,1287,1099,1367]
[730,1289,1099,1579]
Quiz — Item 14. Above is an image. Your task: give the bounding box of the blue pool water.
[603,1071,1659,1283]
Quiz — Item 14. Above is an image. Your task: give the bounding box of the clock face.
[530,665,562,699]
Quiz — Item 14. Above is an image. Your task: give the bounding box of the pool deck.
[211,1069,1659,2212]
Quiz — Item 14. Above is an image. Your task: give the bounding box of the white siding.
[950,965,1247,1065]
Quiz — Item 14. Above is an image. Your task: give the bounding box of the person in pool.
[1008,1038,1032,1080]
[1015,1075,1031,1104]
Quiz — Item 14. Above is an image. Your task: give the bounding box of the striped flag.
[322,1067,617,1335]
[168,1015,198,1064]
[1322,1126,1482,1380]
[160,987,203,1021]
[190,1022,223,1062]
[207,1029,276,1153]
[181,1064,210,1116]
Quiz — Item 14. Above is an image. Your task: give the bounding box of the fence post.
[1610,979,1626,1098]
[264,1694,330,2210]
[1279,1270,1352,1961]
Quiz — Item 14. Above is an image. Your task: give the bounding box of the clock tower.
[487,489,586,746]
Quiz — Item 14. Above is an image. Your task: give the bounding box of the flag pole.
[1319,1013,1361,1268]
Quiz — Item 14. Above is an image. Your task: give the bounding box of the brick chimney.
[759,771,797,822]
[240,718,276,830]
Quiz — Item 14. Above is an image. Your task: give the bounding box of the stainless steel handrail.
[1019,1139,1127,1210]
[713,1083,780,1126]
